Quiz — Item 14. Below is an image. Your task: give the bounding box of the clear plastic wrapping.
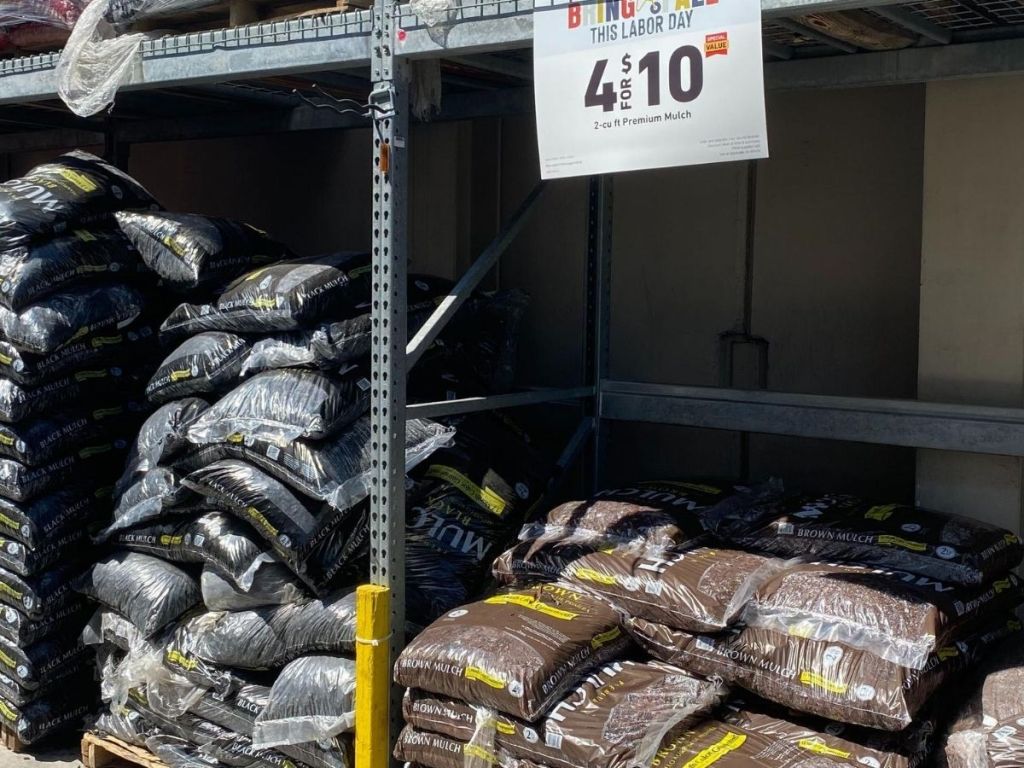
[146,333,249,404]
[199,566,305,612]
[102,467,202,539]
[117,398,209,491]
[394,583,631,722]
[104,0,220,24]
[72,551,201,637]
[709,492,1024,586]
[0,365,142,423]
[403,659,726,768]
[0,151,158,248]
[626,613,1022,731]
[187,368,369,445]
[115,211,290,292]
[93,706,155,747]
[0,228,142,311]
[0,282,145,355]
[162,589,357,684]
[252,655,356,748]
[113,511,279,592]
[0,402,140,467]
[393,727,533,768]
[0,322,157,387]
[160,252,371,338]
[146,735,222,768]
[493,538,785,635]
[745,562,1024,670]
[0,1,90,28]
[186,416,453,510]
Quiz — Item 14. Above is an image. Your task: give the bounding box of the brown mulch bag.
[395,727,537,768]
[625,613,1022,730]
[402,659,726,768]
[745,563,1024,671]
[493,539,783,634]
[940,642,1024,768]
[393,583,630,721]
[708,493,1023,586]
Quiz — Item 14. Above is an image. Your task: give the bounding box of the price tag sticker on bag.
[533,0,768,177]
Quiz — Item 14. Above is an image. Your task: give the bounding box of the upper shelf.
[2,0,1024,108]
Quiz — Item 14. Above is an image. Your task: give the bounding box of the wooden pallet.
[0,724,26,753]
[81,732,167,768]
[131,0,371,32]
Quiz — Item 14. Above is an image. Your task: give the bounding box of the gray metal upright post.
[369,0,409,747]
[585,176,613,492]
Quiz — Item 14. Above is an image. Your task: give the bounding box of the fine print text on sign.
[533,0,769,178]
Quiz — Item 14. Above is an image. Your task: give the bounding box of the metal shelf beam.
[600,380,1024,456]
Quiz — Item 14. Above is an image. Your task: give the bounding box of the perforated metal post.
[369,0,409,753]
[585,176,613,492]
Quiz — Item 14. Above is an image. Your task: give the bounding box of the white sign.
[533,0,769,178]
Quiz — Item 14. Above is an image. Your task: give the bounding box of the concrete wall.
[917,75,1024,533]
[8,83,927,502]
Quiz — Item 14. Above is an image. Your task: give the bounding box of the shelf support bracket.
[406,181,547,368]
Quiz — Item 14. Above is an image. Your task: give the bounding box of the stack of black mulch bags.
[70,216,549,768]
[0,151,174,746]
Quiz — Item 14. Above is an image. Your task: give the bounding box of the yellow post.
[355,584,392,768]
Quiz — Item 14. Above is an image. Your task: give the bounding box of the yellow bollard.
[355,584,391,768]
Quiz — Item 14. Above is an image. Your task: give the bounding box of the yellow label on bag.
[0,700,15,721]
[495,722,516,735]
[169,368,193,382]
[682,732,747,768]
[797,739,850,759]
[877,535,927,552]
[865,504,898,521]
[246,507,279,538]
[484,593,578,620]
[91,335,123,349]
[938,646,959,661]
[0,435,13,447]
[787,622,816,639]
[591,627,622,649]
[58,169,97,192]
[0,583,21,600]
[74,229,97,242]
[160,535,184,546]
[0,513,18,531]
[0,649,15,669]
[995,578,1011,593]
[799,671,848,694]
[465,667,505,689]
[165,649,197,670]
[0,353,12,365]
[572,567,617,586]
[227,434,245,444]
[464,745,498,764]
[250,297,280,310]
[427,465,507,516]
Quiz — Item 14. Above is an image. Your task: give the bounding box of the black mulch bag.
[115,211,291,292]
[0,561,81,620]
[146,333,250,405]
[163,589,357,688]
[180,460,325,578]
[0,365,145,424]
[0,150,158,248]
[113,512,280,593]
[0,401,143,467]
[0,629,90,691]
[187,416,453,510]
[160,252,371,338]
[0,685,95,745]
[0,483,110,549]
[301,503,370,594]
[0,282,147,355]
[0,435,129,503]
[200,566,306,612]
[94,706,155,747]
[0,665,93,710]
[72,552,202,638]
[253,655,355,748]
[241,274,451,376]
[0,593,91,646]
[405,413,550,626]
[187,368,370,446]
[102,468,204,540]
[0,526,90,577]
[0,322,158,387]
[118,398,209,492]
[146,735,223,768]
[203,730,315,768]
[0,228,143,311]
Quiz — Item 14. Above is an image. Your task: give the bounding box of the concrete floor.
[0,741,81,768]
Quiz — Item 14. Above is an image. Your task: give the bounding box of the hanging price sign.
[533,0,768,178]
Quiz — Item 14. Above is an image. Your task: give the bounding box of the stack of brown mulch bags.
[395,481,1024,768]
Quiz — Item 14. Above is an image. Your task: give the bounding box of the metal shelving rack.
[5,0,1024,755]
